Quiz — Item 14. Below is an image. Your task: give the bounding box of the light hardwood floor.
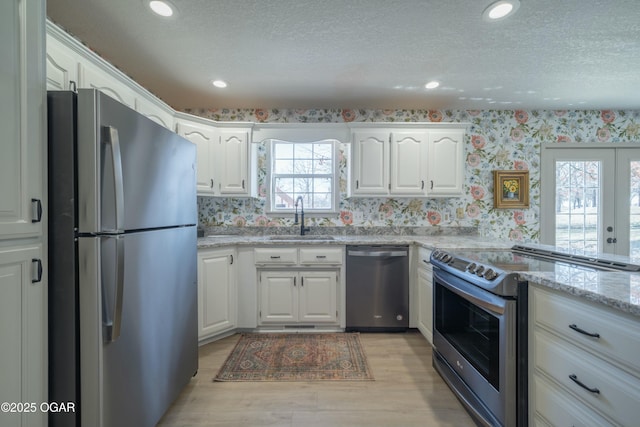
[158,331,476,427]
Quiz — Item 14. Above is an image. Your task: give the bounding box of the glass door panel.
[629,161,640,257]
[616,149,640,258]
[554,160,602,252]
[543,147,640,257]
[541,148,615,255]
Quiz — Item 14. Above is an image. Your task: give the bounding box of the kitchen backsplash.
[189,108,640,242]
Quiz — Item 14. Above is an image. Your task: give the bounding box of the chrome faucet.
[294,196,310,236]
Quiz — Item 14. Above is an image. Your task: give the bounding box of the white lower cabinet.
[529,285,640,427]
[197,248,237,340]
[416,251,433,344]
[259,270,338,325]
[255,246,342,327]
[0,245,46,427]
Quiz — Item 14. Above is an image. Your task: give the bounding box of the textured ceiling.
[47,0,640,111]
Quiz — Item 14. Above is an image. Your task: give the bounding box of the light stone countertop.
[197,234,640,318]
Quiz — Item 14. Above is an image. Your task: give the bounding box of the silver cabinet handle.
[270,255,281,259]
[102,126,125,232]
[104,235,125,342]
[316,255,327,259]
[430,180,434,190]
[242,179,245,189]
[210,178,214,188]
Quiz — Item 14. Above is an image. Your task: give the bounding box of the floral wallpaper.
[189,108,640,242]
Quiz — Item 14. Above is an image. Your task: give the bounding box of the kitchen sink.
[267,235,335,241]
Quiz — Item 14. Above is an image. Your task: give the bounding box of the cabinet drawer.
[254,248,298,265]
[299,247,343,265]
[533,330,640,427]
[532,286,640,373]
[532,374,614,427]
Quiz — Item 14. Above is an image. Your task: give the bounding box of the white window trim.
[265,139,340,216]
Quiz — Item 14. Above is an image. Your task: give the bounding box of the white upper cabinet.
[78,60,137,109]
[351,131,389,195]
[427,129,465,196]
[176,119,217,195]
[218,127,250,196]
[176,115,255,197]
[46,33,78,90]
[46,21,175,130]
[135,97,174,130]
[390,131,428,195]
[0,0,45,239]
[350,126,464,197]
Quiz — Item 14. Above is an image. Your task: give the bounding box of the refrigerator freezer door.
[79,227,198,427]
[76,89,197,233]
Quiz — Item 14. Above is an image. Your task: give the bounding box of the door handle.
[31,198,43,223]
[31,258,43,283]
[606,237,617,244]
[102,126,125,232]
[103,235,125,342]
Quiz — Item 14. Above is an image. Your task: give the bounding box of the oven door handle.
[434,269,507,315]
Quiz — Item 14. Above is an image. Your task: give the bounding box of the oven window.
[435,284,500,390]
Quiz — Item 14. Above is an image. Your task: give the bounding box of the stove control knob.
[466,262,477,272]
[474,265,485,276]
[442,254,453,263]
[483,268,498,280]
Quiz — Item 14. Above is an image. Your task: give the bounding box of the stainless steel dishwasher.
[346,245,409,331]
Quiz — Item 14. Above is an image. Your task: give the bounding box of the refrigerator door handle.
[104,235,125,342]
[102,126,125,232]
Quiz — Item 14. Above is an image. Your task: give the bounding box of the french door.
[541,146,640,257]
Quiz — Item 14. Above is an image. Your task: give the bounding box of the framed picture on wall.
[493,170,530,208]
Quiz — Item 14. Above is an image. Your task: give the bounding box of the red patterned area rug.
[214,333,374,381]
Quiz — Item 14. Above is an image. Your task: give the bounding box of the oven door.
[432,267,516,427]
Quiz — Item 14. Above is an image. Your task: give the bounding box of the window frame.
[265,139,340,216]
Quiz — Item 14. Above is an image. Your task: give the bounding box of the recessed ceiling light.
[149,0,174,17]
[482,0,520,21]
[425,81,440,89]
[212,80,228,88]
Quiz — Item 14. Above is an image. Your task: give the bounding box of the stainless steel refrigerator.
[48,89,198,427]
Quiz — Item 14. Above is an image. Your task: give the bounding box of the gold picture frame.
[493,170,529,209]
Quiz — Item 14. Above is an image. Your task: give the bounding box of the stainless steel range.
[429,244,640,427]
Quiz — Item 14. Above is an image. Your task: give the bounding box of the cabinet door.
[197,248,236,340]
[218,129,249,196]
[298,271,338,324]
[0,0,45,239]
[135,96,174,130]
[259,271,297,324]
[390,131,428,195]
[177,120,217,195]
[417,267,433,344]
[427,129,465,196]
[0,245,46,427]
[351,131,389,195]
[46,33,78,90]
[78,61,136,109]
